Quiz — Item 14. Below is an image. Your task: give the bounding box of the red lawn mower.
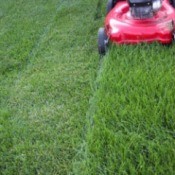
[98,0,175,55]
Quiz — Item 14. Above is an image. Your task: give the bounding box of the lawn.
[75,44,175,174]
[0,0,101,174]
[0,0,175,175]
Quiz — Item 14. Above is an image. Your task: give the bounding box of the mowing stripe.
[0,0,103,174]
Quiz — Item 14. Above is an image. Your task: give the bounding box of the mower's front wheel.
[107,0,117,14]
[170,0,175,8]
[98,28,108,56]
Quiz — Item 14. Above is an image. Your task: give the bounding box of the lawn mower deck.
[98,0,175,55]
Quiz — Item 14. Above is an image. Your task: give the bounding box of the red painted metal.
[105,0,175,44]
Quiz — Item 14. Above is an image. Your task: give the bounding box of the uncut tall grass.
[76,44,175,175]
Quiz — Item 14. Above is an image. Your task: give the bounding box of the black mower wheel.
[98,28,108,56]
[171,0,175,7]
[107,0,117,14]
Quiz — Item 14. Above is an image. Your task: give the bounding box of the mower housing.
[105,0,175,44]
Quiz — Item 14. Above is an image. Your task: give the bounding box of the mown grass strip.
[77,44,175,175]
[0,0,60,74]
[0,0,103,174]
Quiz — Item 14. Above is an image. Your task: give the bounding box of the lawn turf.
[0,0,102,174]
[1,0,175,174]
[76,44,175,175]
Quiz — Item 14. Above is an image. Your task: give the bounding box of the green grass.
[1,0,175,174]
[75,44,175,174]
[0,0,102,174]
